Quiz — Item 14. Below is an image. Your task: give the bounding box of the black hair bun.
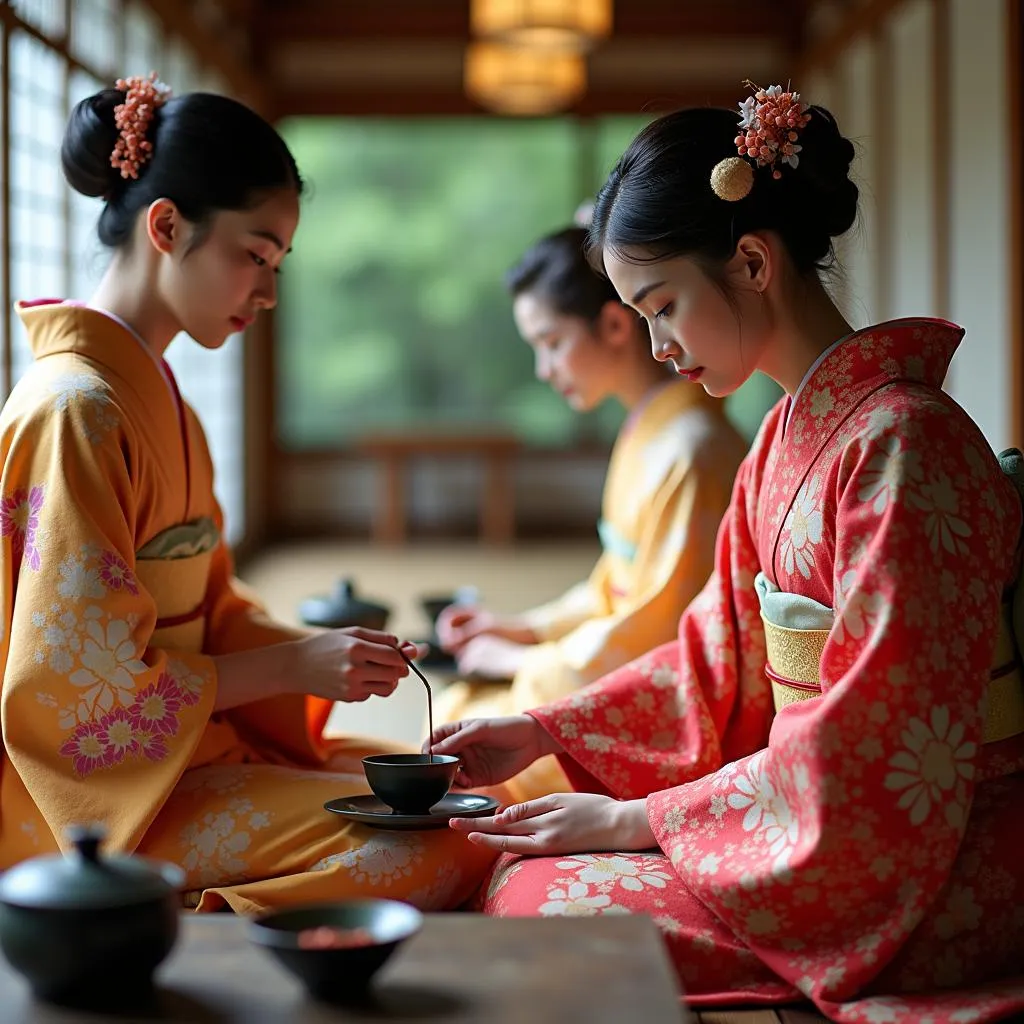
[794,105,859,240]
[61,88,125,199]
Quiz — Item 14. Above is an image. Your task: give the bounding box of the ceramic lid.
[0,824,183,910]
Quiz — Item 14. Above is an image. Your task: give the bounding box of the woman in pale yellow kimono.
[0,77,500,914]
[435,227,748,799]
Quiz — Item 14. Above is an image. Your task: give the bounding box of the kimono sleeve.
[0,388,218,852]
[528,448,774,799]
[645,396,1021,1008]
[200,483,332,763]
[514,452,733,707]
[521,579,601,644]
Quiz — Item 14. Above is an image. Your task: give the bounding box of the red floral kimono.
[481,319,1024,1023]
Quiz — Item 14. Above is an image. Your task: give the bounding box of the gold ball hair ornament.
[709,157,755,202]
[709,81,812,203]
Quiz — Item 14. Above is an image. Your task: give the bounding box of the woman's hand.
[455,634,528,679]
[437,605,537,653]
[212,630,424,712]
[426,714,561,788]
[290,628,422,703]
[449,794,656,855]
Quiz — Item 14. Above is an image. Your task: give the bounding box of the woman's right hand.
[290,627,420,703]
[436,605,537,652]
[425,715,562,788]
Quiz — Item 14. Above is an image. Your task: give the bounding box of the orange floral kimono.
[0,301,500,913]
[482,319,1024,1022]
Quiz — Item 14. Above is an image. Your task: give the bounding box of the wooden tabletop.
[0,912,684,1023]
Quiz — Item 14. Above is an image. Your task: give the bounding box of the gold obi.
[134,517,220,654]
[762,603,1024,744]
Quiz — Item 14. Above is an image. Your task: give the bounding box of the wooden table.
[0,912,684,1023]
[358,432,521,545]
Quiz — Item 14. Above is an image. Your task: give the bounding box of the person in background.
[436,222,748,800]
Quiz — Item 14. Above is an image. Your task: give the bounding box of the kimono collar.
[15,299,173,407]
[783,317,964,451]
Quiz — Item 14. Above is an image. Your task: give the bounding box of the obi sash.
[135,517,241,768]
[135,517,220,654]
[755,449,1024,746]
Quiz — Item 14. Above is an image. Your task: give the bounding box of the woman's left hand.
[448,794,655,855]
[456,634,529,680]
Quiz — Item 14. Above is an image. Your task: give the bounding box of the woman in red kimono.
[429,88,1024,1022]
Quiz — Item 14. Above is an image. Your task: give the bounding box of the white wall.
[889,0,936,318]
[947,0,1011,448]
[841,35,882,328]
[811,0,1013,450]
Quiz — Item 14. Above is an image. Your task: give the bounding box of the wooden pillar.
[481,450,515,545]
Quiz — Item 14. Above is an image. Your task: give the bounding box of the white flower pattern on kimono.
[913,473,972,556]
[179,799,271,886]
[933,884,983,940]
[49,373,120,444]
[834,569,887,645]
[555,854,672,893]
[538,881,623,916]
[780,474,823,579]
[56,552,106,601]
[34,607,83,674]
[727,754,776,831]
[883,706,975,826]
[68,609,148,715]
[164,659,207,704]
[312,834,425,887]
[856,435,921,514]
[176,765,255,794]
[726,754,800,873]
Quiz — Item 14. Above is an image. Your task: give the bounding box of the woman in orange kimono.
[430,90,1024,1021]
[435,225,747,799]
[0,76,500,914]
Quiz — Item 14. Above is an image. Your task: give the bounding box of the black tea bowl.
[362,753,460,815]
[247,899,422,1002]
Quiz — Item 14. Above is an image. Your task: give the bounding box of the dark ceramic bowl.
[247,900,422,1002]
[362,753,460,815]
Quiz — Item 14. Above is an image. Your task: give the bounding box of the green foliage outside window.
[277,116,780,451]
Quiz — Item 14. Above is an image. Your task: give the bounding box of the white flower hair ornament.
[710,82,812,202]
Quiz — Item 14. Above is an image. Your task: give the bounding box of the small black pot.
[298,578,391,631]
[0,825,183,1009]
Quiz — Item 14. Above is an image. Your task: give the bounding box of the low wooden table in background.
[358,431,521,545]
[0,913,683,1023]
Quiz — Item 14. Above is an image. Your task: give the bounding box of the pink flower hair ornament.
[710,82,812,202]
[110,72,172,182]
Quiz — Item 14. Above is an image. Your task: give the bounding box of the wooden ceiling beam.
[256,1,794,47]
[145,0,267,109]
[269,85,743,120]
